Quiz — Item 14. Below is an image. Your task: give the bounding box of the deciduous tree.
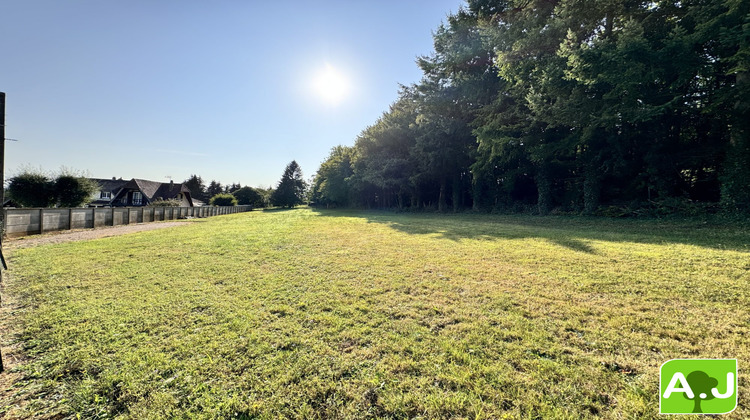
[233,186,264,207]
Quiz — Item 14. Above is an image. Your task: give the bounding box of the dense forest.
[312,0,749,215]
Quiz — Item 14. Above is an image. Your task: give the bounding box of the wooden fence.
[2,205,253,238]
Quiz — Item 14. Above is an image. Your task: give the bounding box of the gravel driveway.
[2,221,190,250]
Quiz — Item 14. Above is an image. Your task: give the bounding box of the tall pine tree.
[271,160,307,208]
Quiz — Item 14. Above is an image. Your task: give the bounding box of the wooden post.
[68,208,73,230]
[39,208,44,234]
[111,207,115,226]
[0,92,5,372]
[91,207,96,228]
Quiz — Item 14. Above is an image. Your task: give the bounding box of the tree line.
[184,175,272,207]
[185,161,307,208]
[4,162,306,209]
[312,0,749,215]
[4,170,274,208]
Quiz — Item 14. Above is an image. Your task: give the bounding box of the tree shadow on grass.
[262,207,296,213]
[309,208,750,254]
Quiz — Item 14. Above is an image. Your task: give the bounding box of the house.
[111,179,194,207]
[89,177,128,207]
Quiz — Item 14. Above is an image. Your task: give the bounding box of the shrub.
[209,193,238,206]
[148,198,181,207]
[7,170,56,208]
[8,168,97,208]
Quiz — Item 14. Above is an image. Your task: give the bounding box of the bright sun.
[311,64,350,105]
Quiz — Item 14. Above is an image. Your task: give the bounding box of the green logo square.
[660,359,737,415]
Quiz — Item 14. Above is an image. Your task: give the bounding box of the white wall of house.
[92,190,113,202]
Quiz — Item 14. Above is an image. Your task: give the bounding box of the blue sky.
[1,0,465,188]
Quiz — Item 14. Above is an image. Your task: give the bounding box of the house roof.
[91,178,128,193]
[152,181,191,201]
[115,179,193,205]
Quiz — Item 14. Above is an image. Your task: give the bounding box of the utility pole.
[0,92,6,373]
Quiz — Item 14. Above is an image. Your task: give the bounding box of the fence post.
[68,208,73,230]
[39,208,44,234]
[91,207,96,228]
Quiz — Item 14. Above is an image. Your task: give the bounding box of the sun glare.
[312,64,350,105]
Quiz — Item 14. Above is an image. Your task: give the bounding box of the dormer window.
[100,191,112,199]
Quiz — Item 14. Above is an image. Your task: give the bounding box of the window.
[133,191,143,205]
[100,191,111,199]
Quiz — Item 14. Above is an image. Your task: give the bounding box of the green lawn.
[2,208,748,419]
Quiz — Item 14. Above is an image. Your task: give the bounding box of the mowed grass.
[2,208,749,419]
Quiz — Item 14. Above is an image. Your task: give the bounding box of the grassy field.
[1,208,748,419]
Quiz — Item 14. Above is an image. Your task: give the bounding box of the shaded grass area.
[2,208,749,419]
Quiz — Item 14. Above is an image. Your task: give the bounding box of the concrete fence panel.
[3,206,253,238]
[94,208,110,228]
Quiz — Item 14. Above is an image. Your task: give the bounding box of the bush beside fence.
[2,206,253,238]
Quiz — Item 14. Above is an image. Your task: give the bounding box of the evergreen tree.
[206,180,223,198]
[184,174,207,202]
[270,161,307,208]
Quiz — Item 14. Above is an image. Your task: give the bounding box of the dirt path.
[3,221,190,250]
